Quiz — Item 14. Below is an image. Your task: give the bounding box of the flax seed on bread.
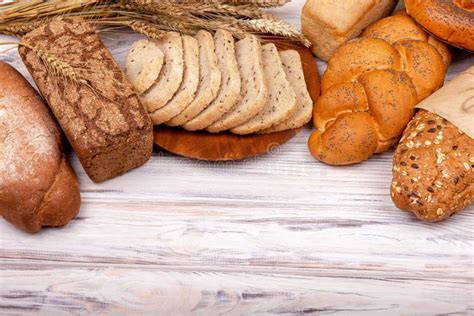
[231,43,297,135]
[143,32,184,113]
[207,35,267,133]
[261,50,313,133]
[149,35,200,125]
[125,39,164,95]
[182,29,241,131]
[166,30,221,126]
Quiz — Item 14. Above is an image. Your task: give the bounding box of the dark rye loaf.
[19,18,153,183]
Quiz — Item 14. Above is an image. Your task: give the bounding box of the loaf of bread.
[405,0,474,52]
[308,12,451,165]
[391,67,474,222]
[19,18,153,183]
[301,0,398,61]
[0,62,80,233]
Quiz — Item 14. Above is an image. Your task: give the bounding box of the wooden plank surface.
[1,1,473,314]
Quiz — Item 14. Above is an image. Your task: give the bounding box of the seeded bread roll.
[405,0,474,52]
[0,62,80,233]
[391,110,473,222]
[19,18,153,183]
[308,12,451,165]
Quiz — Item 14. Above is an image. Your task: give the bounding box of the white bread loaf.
[301,0,398,61]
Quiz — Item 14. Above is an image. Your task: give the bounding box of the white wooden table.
[1,1,473,314]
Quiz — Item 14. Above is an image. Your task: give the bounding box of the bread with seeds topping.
[308,11,451,165]
[391,110,473,222]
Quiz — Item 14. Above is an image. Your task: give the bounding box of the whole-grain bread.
[0,62,80,233]
[125,39,164,94]
[231,43,297,135]
[143,32,184,113]
[149,35,200,125]
[391,110,473,222]
[261,50,313,133]
[166,30,221,126]
[19,17,153,183]
[182,29,241,131]
[207,35,267,133]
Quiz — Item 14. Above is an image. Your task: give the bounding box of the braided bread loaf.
[308,11,451,165]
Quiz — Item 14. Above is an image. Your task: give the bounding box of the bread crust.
[391,110,473,222]
[19,18,153,183]
[0,62,80,233]
[405,0,474,52]
[309,12,450,165]
[301,0,398,61]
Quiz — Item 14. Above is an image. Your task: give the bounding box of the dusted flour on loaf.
[19,17,153,183]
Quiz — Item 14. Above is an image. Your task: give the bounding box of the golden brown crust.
[391,110,473,222]
[309,12,450,165]
[0,62,81,233]
[405,0,474,52]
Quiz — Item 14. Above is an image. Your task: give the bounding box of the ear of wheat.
[0,0,310,47]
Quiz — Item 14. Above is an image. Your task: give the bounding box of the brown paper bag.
[416,66,474,139]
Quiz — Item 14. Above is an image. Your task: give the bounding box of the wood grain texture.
[0,0,473,314]
[154,40,320,161]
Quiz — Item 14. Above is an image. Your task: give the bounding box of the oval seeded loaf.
[0,62,81,233]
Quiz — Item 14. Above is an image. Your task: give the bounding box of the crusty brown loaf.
[391,110,473,222]
[405,0,474,52]
[308,12,451,165]
[301,0,398,61]
[0,62,80,233]
[19,18,153,183]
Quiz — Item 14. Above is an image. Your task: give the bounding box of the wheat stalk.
[127,20,168,39]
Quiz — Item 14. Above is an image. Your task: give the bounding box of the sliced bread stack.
[126,30,313,135]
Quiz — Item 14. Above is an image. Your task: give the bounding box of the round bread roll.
[405,0,474,51]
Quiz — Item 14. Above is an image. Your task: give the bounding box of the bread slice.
[207,35,267,133]
[166,30,221,126]
[143,32,184,113]
[182,29,241,131]
[125,40,164,95]
[261,50,313,134]
[149,35,200,125]
[231,44,297,135]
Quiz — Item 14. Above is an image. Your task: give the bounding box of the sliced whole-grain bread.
[231,43,297,135]
[261,50,313,133]
[182,29,241,131]
[125,39,164,95]
[149,35,200,125]
[166,30,221,126]
[143,32,184,113]
[206,35,267,133]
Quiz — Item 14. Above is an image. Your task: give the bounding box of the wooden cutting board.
[153,40,320,161]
